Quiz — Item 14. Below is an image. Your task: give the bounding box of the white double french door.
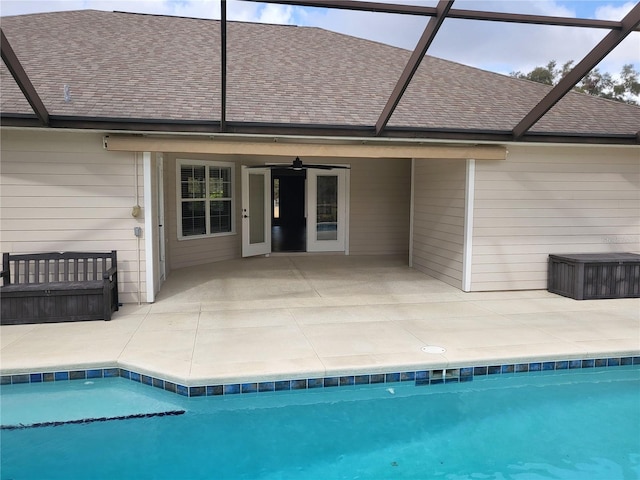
[241,166,348,257]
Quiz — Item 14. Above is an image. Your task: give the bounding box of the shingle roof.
[1,9,639,139]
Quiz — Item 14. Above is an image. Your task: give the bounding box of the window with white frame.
[177,160,234,239]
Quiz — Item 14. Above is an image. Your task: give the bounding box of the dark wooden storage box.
[548,253,640,300]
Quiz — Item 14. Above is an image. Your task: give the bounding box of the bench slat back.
[2,251,116,285]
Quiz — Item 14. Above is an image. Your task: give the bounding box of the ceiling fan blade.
[305,164,350,170]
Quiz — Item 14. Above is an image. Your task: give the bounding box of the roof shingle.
[1,10,638,137]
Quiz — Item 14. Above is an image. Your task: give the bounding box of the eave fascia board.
[1,114,638,145]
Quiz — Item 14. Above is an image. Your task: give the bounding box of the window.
[177,160,234,239]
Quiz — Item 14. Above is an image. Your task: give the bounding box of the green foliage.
[510,61,639,105]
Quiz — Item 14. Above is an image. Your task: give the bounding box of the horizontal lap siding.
[412,159,466,289]
[471,145,640,291]
[0,130,145,303]
[348,158,411,255]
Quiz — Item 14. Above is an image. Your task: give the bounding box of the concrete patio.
[1,255,638,386]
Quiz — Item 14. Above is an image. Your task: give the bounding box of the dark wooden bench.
[1,251,119,325]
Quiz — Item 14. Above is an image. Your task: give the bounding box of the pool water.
[1,366,639,479]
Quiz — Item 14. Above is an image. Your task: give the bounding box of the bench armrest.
[103,265,118,280]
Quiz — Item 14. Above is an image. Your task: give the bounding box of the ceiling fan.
[248,157,350,171]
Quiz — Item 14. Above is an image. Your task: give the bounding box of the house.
[1,8,639,304]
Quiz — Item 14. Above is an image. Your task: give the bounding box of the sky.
[0,0,638,78]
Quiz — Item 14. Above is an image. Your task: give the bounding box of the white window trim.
[176,159,236,241]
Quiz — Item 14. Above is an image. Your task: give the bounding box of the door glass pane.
[249,174,265,244]
[316,175,337,241]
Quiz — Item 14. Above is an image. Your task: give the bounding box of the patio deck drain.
[421,345,446,354]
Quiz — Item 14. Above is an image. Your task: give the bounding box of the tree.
[510,61,639,105]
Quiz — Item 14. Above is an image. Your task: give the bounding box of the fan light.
[292,157,303,170]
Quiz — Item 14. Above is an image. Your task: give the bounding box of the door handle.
[243,215,249,218]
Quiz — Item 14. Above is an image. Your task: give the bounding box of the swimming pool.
[1,365,639,479]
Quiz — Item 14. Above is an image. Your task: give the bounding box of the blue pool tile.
[258,382,275,392]
[54,371,69,381]
[542,362,555,371]
[607,358,620,367]
[385,372,400,383]
[474,366,488,376]
[87,369,103,379]
[141,375,153,386]
[11,374,29,384]
[488,366,502,375]
[430,378,444,385]
[501,364,515,374]
[43,372,55,382]
[415,377,430,386]
[1,376,11,385]
[241,383,258,394]
[291,379,307,390]
[189,386,206,397]
[307,378,323,389]
[30,373,43,383]
[324,377,339,388]
[355,375,370,385]
[152,378,164,389]
[400,372,415,382]
[555,361,568,370]
[70,370,86,381]
[275,381,291,391]
[207,385,223,396]
[633,357,640,365]
[529,362,543,372]
[595,358,607,368]
[104,368,119,378]
[515,364,529,373]
[582,359,595,368]
[370,374,386,384]
[459,368,473,378]
[224,384,241,395]
[164,382,177,394]
[620,357,632,366]
[339,376,355,386]
[416,370,430,381]
[119,369,131,380]
[176,385,189,397]
[130,372,141,383]
[569,360,582,369]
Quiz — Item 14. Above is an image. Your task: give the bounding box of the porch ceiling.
[1,1,639,145]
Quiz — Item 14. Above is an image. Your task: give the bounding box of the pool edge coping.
[3,354,639,397]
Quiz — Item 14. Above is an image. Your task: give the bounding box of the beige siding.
[164,153,241,270]
[0,129,147,303]
[348,157,411,255]
[471,144,640,291]
[412,159,467,289]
